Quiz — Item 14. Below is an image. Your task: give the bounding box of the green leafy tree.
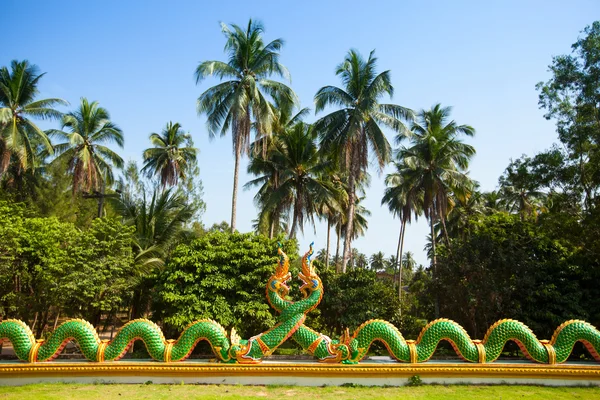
[436,213,587,338]
[315,268,402,336]
[153,232,298,338]
[0,60,66,174]
[195,19,297,232]
[0,201,135,334]
[536,21,600,210]
[49,98,124,194]
[141,121,198,187]
[314,49,413,272]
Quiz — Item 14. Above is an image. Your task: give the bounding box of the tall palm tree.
[315,49,413,272]
[382,158,423,300]
[316,179,346,270]
[247,94,310,238]
[396,104,475,317]
[141,122,197,187]
[195,19,297,232]
[336,194,371,272]
[246,123,340,239]
[49,98,123,195]
[0,60,67,174]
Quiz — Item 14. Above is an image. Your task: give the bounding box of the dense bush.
[152,232,298,338]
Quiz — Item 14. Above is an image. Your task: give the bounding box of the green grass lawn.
[0,384,598,400]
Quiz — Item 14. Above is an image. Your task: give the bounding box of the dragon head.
[228,327,250,362]
[299,242,320,298]
[270,243,291,297]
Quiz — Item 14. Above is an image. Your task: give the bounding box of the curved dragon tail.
[0,319,35,361]
[550,320,600,363]
[36,319,101,362]
[349,319,411,363]
[414,319,479,362]
[104,319,166,361]
[170,319,231,362]
[482,319,548,363]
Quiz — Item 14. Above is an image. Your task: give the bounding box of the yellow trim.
[164,340,175,363]
[541,340,556,365]
[1,362,600,381]
[473,340,486,363]
[97,340,109,363]
[406,340,417,363]
[28,340,44,363]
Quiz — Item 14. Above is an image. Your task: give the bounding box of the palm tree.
[0,60,67,174]
[498,159,548,220]
[443,182,485,240]
[369,251,386,271]
[49,98,123,195]
[316,181,346,270]
[336,194,371,272]
[396,104,475,317]
[141,122,197,187]
[246,123,340,239]
[195,19,297,232]
[247,94,310,238]
[382,158,423,300]
[315,49,413,272]
[118,186,197,318]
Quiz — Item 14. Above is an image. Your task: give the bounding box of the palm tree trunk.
[325,217,331,269]
[289,203,299,239]
[335,224,341,273]
[431,215,440,318]
[398,218,406,303]
[341,173,356,273]
[394,223,402,291]
[97,181,105,218]
[230,142,241,233]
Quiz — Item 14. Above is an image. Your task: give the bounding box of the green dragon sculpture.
[1,244,599,364]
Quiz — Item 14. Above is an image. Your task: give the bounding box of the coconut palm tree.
[49,98,123,195]
[396,104,475,317]
[247,123,340,239]
[114,185,197,318]
[382,158,423,300]
[369,251,386,271]
[141,122,197,187]
[247,94,310,238]
[0,60,67,174]
[195,19,298,232]
[498,158,548,220]
[314,49,413,272]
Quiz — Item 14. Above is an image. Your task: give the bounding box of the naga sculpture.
[1,244,599,364]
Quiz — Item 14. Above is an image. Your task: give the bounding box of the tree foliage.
[153,232,298,338]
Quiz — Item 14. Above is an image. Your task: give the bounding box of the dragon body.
[1,244,599,364]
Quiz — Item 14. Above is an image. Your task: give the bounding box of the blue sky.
[3,0,598,266]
